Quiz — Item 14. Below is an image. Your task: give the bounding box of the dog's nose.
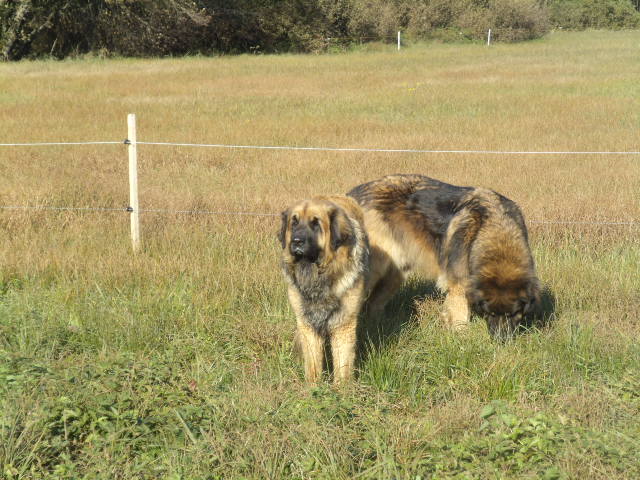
[291,236,306,255]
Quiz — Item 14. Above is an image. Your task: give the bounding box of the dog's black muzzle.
[290,228,319,262]
[474,300,523,341]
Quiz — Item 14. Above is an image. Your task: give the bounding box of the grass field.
[1,30,639,479]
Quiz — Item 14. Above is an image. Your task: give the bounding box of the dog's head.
[279,198,354,265]
[470,265,541,340]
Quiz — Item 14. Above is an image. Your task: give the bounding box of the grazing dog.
[279,196,369,382]
[348,174,540,338]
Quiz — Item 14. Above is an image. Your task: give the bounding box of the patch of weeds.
[407,402,568,479]
[408,400,639,479]
[0,353,234,478]
[476,401,565,478]
[0,354,54,395]
[0,272,24,297]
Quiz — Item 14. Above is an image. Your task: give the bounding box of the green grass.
[1,31,640,479]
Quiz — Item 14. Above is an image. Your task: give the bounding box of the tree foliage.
[546,0,640,29]
[1,0,639,60]
[0,0,212,60]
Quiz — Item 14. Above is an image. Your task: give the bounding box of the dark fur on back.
[348,174,540,338]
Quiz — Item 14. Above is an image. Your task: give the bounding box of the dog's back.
[348,174,540,336]
[348,174,472,279]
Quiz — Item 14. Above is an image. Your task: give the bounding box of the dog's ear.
[278,210,289,249]
[329,206,353,251]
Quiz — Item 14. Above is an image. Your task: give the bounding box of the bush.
[0,0,211,60]
[1,0,96,60]
[548,0,640,29]
[488,0,550,42]
[406,0,549,43]
[95,0,211,57]
[348,0,403,41]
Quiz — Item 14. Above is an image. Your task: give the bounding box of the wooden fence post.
[127,113,141,252]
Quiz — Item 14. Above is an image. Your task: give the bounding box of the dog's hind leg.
[365,265,404,316]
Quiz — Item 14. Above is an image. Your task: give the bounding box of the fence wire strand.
[0,205,127,213]
[134,141,640,156]
[1,205,637,226]
[0,205,278,217]
[1,140,639,156]
[0,141,124,147]
[138,208,278,217]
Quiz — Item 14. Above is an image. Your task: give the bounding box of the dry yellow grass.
[1,31,638,223]
[1,31,637,310]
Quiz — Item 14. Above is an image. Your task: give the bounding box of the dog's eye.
[291,216,299,226]
[310,218,320,230]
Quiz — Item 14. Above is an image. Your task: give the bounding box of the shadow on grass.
[355,282,557,355]
[337,281,557,375]
[525,285,557,331]
[356,279,440,365]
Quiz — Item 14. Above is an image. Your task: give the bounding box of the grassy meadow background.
[1,30,639,479]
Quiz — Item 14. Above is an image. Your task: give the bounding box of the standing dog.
[279,196,369,383]
[348,174,540,338]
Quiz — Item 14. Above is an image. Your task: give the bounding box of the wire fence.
[2,139,640,156]
[2,134,639,230]
[2,205,637,226]
[134,141,640,156]
[0,141,124,147]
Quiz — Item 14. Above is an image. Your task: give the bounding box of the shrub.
[0,0,211,60]
[95,0,211,57]
[488,0,551,42]
[548,0,640,29]
[406,0,549,43]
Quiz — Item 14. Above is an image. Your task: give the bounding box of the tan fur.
[279,195,369,383]
[348,175,540,338]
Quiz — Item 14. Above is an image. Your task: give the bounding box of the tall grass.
[1,31,639,479]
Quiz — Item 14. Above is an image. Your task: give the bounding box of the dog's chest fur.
[284,261,344,334]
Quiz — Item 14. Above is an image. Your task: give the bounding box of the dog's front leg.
[330,281,364,384]
[296,320,324,383]
[288,286,324,382]
[330,321,357,384]
[442,283,470,330]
